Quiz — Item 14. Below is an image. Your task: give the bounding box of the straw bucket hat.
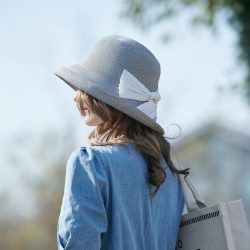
[54,35,165,134]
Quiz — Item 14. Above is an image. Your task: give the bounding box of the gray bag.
[176,169,250,250]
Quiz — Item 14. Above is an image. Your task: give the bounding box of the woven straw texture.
[54,35,165,134]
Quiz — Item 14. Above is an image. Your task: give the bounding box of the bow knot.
[148,92,161,103]
[118,70,161,120]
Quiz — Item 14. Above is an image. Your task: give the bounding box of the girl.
[54,35,189,250]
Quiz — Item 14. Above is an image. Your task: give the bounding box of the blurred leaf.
[121,0,250,106]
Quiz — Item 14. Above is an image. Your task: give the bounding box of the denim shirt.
[57,143,184,250]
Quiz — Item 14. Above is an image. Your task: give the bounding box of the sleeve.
[57,147,109,250]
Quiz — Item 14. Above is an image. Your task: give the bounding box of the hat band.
[118,70,161,120]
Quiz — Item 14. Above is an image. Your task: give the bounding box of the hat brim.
[54,64,165,135]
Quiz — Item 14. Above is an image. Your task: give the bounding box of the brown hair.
[74,90,189,198]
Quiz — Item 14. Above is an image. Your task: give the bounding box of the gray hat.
[54,35,165,134]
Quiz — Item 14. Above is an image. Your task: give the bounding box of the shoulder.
[65,146,109,184]
[67,146,103,167]
[68,144,116,159]
[90,143,137,158]
[61,146,110,217]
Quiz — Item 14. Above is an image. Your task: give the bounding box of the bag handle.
[177,165,208,212]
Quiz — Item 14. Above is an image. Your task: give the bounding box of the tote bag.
[176,168,250,250]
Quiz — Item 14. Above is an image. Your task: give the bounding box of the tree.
[121,0,250,105]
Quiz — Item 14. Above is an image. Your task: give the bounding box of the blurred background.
[1,0,250,249]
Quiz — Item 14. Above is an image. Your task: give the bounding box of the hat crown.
[80,35,161,94]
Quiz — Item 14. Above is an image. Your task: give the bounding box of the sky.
[0,0,250,217]
[1,0,249,144]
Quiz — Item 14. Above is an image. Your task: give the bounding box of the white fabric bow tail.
[118,69,161,120]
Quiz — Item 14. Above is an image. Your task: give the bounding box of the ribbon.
[118,69,161,119]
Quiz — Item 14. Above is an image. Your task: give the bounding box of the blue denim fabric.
[57,143,184,250]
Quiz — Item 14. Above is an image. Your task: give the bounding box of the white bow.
[118,69,161,120]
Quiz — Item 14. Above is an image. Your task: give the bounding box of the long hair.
[74,90,189,198]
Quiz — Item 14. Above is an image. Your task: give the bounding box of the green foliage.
[122,0,250,105]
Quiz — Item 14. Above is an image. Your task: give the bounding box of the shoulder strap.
[177,165,208,212]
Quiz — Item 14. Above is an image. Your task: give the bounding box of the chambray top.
[57,143,184,250]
